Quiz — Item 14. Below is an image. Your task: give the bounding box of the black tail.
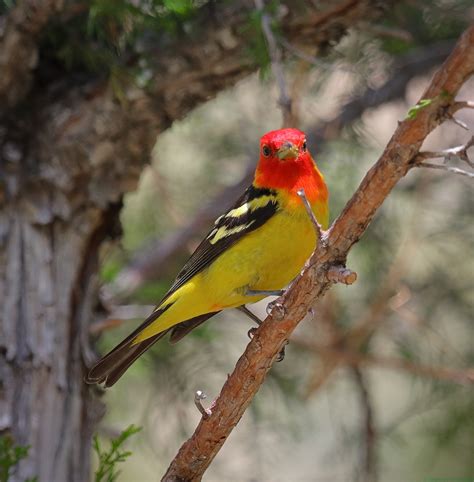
[86,331,168,387]
[85,307,170,387]
[169,311,219,343]
[85,308,218,387]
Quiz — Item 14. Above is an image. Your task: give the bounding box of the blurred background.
[1,1,473,481]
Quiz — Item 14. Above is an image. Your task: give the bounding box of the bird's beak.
[277,142,299,160]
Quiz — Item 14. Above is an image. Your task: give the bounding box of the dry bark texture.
[0,0,64,109]
[0,1,390,480]
[161,25,474,482]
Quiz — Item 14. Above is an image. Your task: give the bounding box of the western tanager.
[86,128,329,387]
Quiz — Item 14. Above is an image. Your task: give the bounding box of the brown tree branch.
[161,25,474,482]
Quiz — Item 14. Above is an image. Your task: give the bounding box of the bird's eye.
[262,145,271,157]
[302,141,307,152]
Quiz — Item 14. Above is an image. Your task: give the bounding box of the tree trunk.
[0,85,160,481]
[0,203,110,482]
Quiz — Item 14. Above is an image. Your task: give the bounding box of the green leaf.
[406,98,433,120]
[93,425,141,482]
[0,435,33,482]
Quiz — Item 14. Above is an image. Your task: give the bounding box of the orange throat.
[254,155,328,205]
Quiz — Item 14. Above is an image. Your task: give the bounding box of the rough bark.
[0,1,390,480]
[162,25,474,482]
[0,0,64,110]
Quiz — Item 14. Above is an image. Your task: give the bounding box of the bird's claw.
[276,340,289,362]
[266,299,286,319]
[247,327,258,339]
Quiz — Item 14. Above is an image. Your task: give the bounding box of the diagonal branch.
[161,25,474,482]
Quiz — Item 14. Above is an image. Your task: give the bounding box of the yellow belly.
[135,198,328,342]
[201,208,316,307]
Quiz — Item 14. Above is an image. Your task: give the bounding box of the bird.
[86,128,329,387]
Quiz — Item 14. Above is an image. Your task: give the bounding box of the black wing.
[162,185,279,302]
[85,186,279,387]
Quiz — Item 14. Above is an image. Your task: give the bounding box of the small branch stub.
[194,390,212,419]
[327,266,358,285]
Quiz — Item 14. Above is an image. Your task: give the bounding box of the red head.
[254,128,327,204]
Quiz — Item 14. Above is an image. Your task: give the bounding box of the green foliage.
[243,10,271,77]
[380,0,470,51]
[93,425,141,482]
[0,435,36,482]
[0,0,14,13]
[406,90,452,120]
[41,0,202,78]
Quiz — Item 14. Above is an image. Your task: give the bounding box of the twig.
[327,266,357,285]
[88,305,156,335]
[297,188,324,240]
[297,189,357,284]
[453,100,474,110]
[161,26,474,482]
[416,163,474,178]
[254,0,294,126]
[363,23,413,42]
[449,116,469,130]
[279,37,354,73]
[417,136,473,164]
[352,367,377,482]
[292,338,474,385]
[415,136,474,178]
[194,390,212,419]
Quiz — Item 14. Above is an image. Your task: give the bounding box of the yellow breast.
[200,193,328,309]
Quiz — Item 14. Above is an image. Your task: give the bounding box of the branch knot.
[327,265,357,285]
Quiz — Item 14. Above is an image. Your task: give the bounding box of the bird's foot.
[266,299,286,320]
[247,326,288,363]
[247,326,258,339]
[237,305,262,325]
[276,341,289,362]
